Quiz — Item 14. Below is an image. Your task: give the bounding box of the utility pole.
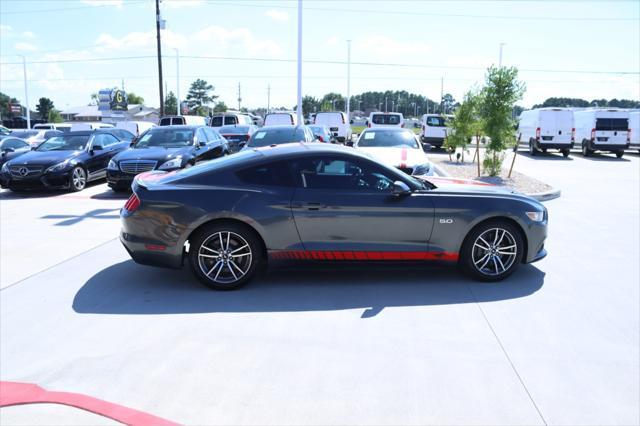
[121,78,124,91]
[155,0,164,116]
[267,84,271,113]
[174,48,180,115]
[295,0,303,125]
[385,97,388,112]
[346,39,351,118]
[19,55,30,128]
[440,76,444,113]
[499,42,506,67]
[237,82,242,111]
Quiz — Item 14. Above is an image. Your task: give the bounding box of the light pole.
[296,0,303,125]
[174,48,180,115]
[385,97,388,112]
[19,55,30,128]
[499,42,506,67]
[346,39,351,118]
[155,0,164,116]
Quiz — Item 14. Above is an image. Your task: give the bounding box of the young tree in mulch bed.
[444,90,480,163]
[478,66,525,176]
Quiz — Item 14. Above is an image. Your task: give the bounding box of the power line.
[2,54,637,75]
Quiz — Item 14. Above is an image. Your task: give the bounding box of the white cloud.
[22,31,36,39]
[94,30,187,51]
[265,9,289,21]
[0,25,12,36]
[80,0,123,7]
[15,42,37,52]
[192,26,282,56]
[324,36,339,46]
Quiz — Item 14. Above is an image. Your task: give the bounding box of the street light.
[174,48,180,115]
[296,0,303,125]
[346,39,351,118]
[499,42,506,67]
[18,55,30,128]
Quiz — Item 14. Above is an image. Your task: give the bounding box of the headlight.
[107,159,118,170]
[1,162,8,173]
[526,211,544,222]
[158,157,182,170]
[46,160,71,173]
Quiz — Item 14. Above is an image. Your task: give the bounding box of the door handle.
[292,202,326,210]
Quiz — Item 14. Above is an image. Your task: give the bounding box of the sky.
[0,0,639,112]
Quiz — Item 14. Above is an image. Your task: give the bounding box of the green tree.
[186,79,217,112]
[320,93,345,111]
[90,93,98,106]
[0,92,20,118]
[213,101,228,113]
[441,93,456,114]
[127,92,144,105]
[165,91,177,114]
[36,97,55,121]
[444,91,480,162]
[479,66,525,176]
[48,109,63,123]
[301,96,319,116]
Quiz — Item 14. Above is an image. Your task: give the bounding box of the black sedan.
[0,130,130,192]
[106,125,230,192]
[120,143,548,290]
[0,136,31,166]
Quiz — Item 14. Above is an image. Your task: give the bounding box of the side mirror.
[92,144,103,151]
[392,181,412,196]
[238,141,247,149]
[349,119,354,124]
[199,140,207,147]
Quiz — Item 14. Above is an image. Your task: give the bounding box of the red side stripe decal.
[269,250,459,261]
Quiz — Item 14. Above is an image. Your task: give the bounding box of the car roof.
[149,125,202,130]
[361,127,410,132]
[246,142,368,160]
[257,125,307,130]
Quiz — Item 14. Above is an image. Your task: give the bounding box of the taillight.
[318,136,324,142]
[401,123,405,128]
[591,128,596,140]
[367,122,371,128]
[124,193,140,212]
[627,129,631,143]
[535,127,540,140]
[571,127,575,142]
[341,115,345,124]
[422,125,425,132]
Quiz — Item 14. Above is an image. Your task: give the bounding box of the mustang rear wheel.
[189,223,262,290]
[461,220,524,281]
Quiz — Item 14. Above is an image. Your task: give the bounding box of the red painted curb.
[0,381,180,426]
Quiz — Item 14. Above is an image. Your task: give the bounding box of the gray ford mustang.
[120,143,548,290]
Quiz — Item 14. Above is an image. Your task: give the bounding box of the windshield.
[247,128,306,148]
[372,114,401,125]
[11,130,39,138]
[219,125,250,134]
[134,128,194,148]
[36,135,90,151]
[358,130,419,148]
[425,116,448,127]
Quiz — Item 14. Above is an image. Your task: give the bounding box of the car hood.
[416,176,520,196]
[358,146,428,167]
[114,146,193,163]
[5,149,82,167]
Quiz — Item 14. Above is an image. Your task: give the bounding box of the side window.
[204,127,218,142]
[101,134,119,146]
[294,156,396,192]
[236,161,294,187]
[225,116,237,125]
[159,118,171,126]
[4,138,29,149]
[91,134,106,147]
[196,128,208,143]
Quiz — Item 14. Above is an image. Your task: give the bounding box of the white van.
[70,122,114,131]
[420,114,452,148]
[518,108,574,157]
[264,112,298,126]
[210,113,253,128]
[573,109,630,158]
[33,123,73,133]
[314,111,352,143]
[629,111,639,152]
[158,115,206,126]
[116,121,156,137]
[368,112,404,129]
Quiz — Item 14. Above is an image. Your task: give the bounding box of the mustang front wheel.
[189,223,262,290]
[461,221,524,281]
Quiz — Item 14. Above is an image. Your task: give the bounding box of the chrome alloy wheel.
[197,231,253,284]
[471,228,518,276]
[72,167,86,190]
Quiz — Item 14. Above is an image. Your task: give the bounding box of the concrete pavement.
[1,152,638,425]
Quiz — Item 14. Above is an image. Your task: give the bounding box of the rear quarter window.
[236,161,295,187]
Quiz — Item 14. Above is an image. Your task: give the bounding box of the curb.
[527,189,561,202]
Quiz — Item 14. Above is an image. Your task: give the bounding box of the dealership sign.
[98,88,128,112]
[9,104,21,114]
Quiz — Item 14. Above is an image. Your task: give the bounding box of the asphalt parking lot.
[1,150,638,425]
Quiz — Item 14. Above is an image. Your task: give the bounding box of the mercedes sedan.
[120,143,548,290]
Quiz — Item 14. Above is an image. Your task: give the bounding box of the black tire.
[460,220,524,282]
[541,148,547,153]
[188,222,263,290]
[615,151,624,159]
[581,140,592,157]
[562,149,570,158]
[69,166,87,192]
[529,139,536,156]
